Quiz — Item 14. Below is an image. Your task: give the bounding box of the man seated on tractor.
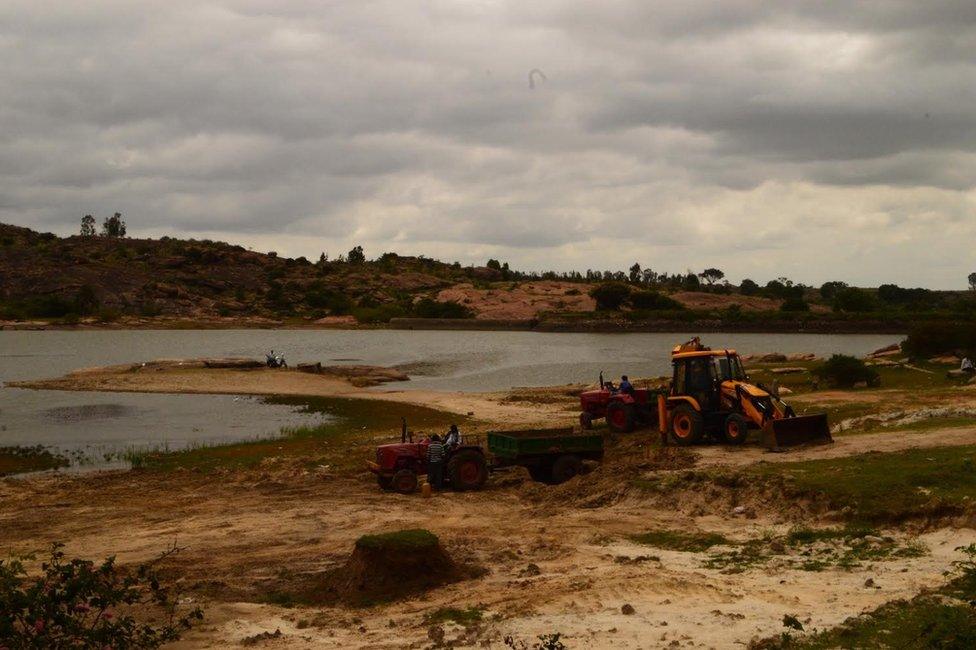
[619,375,634,396]
[427,434,446,489]
[445,424,462,448]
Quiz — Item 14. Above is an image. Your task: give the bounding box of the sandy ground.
[5,361,976,648]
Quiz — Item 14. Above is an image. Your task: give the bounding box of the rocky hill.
[0,223,507,324]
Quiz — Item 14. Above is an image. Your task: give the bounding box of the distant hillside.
[1,222,973,331]
[0,223,495,323]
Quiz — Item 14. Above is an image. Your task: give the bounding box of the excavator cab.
[661,338,831,449]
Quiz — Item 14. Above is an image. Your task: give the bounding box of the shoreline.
[2,315,910,334]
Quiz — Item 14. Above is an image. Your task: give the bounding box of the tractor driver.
[619,375,634,396]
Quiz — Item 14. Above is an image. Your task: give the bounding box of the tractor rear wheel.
[606,402,636,433]
[723,413,749,445]
[377,474,393,491]
[447,449,488,491]
[579,412,594,430]
[550,455,583,485]
[670,405,704,445]
[391,469,418,494]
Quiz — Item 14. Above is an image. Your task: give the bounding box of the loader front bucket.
[763,413,832,451]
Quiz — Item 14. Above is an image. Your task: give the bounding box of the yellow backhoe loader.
[656,338,832,450]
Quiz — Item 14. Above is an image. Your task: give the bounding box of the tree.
[589,282,631,310]
[347,245,365,264]
[486,259,502,271]
[317,252,328,265]
[628,263,642,283]
[641,268,657,285]
[969,273,976,291]
[832,287,876,313]
[739,279,759,296]
[699,268,724,285]
[100,212,126,238]
[80,214,96,237]
[820,281,848,301]
[683,273,701,290]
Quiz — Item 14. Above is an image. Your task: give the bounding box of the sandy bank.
[8,358,573,428]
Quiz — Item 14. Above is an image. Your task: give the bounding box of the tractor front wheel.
[670,405,704,445]
[606,402,636,433]
[377,474,394,491]
[579,412,594,429]
[391,469,418,494]
[447,450,488,491]
[723,413,749,445]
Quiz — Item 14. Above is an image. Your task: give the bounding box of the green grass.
[757,546,976,648]
[0,446,69,476]
[631,529,731,552]
[356,529,439,552]
[423,606,483,626]
[132,396,465,473]
[750,445,976,524]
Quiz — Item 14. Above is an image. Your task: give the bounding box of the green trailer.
[487,428,604,485]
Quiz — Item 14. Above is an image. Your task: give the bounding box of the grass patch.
[750,445,976,524]
[0,445,69,476]
[424,606,483,626]
[132,396,465,473]
[755,545,976,648]
[631,529,731,552]
[356,529,439,552]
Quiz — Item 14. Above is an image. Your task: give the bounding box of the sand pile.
[317,529,481,606]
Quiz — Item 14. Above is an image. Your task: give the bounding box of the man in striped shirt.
[427,434,446,489]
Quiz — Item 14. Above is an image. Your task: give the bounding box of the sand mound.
[317,529,481,606]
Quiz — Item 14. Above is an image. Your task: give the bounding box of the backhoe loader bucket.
[763,413,832,451]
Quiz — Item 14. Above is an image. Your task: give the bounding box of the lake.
[0,329,900,467]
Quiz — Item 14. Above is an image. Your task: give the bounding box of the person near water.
[962,357,975,374]
[427,434,445,489]
[619,375,634,395]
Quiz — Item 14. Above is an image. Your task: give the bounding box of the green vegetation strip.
[631,530,730,553]
[130,396,465,473]
[756,545,976,649]
[0,446,69,476]
[423,607,484,626]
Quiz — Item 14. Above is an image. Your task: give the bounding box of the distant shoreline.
[1,316,908,335]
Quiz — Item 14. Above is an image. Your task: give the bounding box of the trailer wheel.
[670,405,704,445]
[723,413,749,445]
[447,449,488,491]
[606,402,635,433]
[579,412,594,429]
[377,474,393,491]
[528,464,552,484]
[550,455,583,484]
[391,469,418,494]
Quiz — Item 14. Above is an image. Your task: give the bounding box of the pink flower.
[104,611,113,620]
[33,620,45,633]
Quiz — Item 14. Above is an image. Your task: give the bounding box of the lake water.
[0,330,900,467]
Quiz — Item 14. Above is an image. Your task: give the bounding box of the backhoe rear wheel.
[670,405,704,445]
[606,402,636,433]
[723,413,749,445]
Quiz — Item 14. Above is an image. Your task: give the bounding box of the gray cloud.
[1,1,975,287]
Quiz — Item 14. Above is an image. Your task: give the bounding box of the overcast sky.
[2,1,975,288]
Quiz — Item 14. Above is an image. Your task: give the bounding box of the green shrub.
[0,543,201,648]
[903,322,976,358]
[832,287,876,312]
[352,304,407,323]
[630,290,682,310]
[780,297,809,312]
[589,282,630,310]
[413,298,472,319]
[813,354,880,388]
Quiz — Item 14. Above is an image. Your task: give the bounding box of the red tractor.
[579,372,661,432]
[368,440,489,494]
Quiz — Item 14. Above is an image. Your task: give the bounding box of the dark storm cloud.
[1,1,975,286]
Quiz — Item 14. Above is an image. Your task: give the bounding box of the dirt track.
[5,363,976,647]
